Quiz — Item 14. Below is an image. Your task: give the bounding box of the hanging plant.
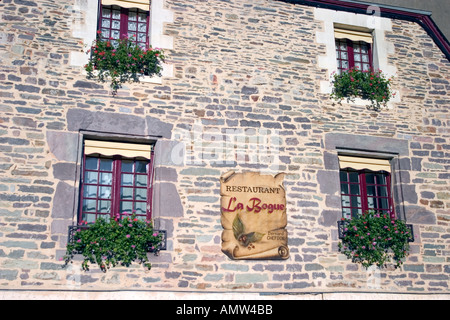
[330,68,395,110]
[338,210,411,269]
[63,214,163,272]
[84,32,165,95]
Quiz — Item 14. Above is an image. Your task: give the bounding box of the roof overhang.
[277,0,450,61]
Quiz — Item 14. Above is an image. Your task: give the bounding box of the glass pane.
[351,208,362,217]
[363,64,370,71]
[349,172,359,183]
[83,185,97,198]
[340,183,349,195]
[366,173,375,184]
[341,195,350,207]
[112,9,121,20]
[375,173,387,185]
[353,43,360,53]
[134,202,146,215]
[83,199,96,212]
[340,171,348,182]
[85,171,98,184]
[121,173,133,186]
[128,32,137,40]
[138,13,147,22]
[361,45,369,54]
[102,19,111,29]
[351,196,361,208]
[136,161,147,173]
[340,42,347,51]
[99,186,111,199]
[121,187,134,200]
[122,161,134,173]
[354,62,362,70]
[342,208,351,219]
[380,198,389,209]
[112,30,120,39]
[85,157,98,170]
[367,185,375,197]
[135,175,147,187]
[340,51,348,60]
[377,186,388,197]
[350,184,360,196]
[135,188,147,201]
[341,60,349,70]
[100,172,112,185]
[102,29,110,39]
[128,10,137,21]
[102,8,111,18]
[120,201,133,214]
[362,54,369,63]
[354,54,361,62]
[98,200,111,213]
[112,20,121,30]
[138,33,146,43]
[128,21,137,31]
[83,213,96,223]
[367,197,375,208]
[100,159,113,171]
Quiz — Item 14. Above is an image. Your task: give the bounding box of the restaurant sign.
[220,171,289,260]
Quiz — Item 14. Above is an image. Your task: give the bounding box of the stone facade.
[0,0,449,298]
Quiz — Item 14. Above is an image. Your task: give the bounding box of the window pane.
[99,186,111,199]
[83,199,96,213]
[122,160,134,172]
[375,173,387,185]
[136,161,147,173]
[128,10,137,21]
[128,21,137,31]
[349,172,359,183]
[85,157,98,170]
[100,172,112,185]
[135,175,147,187]
[340,171,348,182]
[121,187,134,200]
[342,208,351,219]
[351,196,361,208]
[102,19,111,29]
[120,201,133,214]
[134,202,146,215]
[121,173,134,186]
[100,159,113,171]
[367,185,375,197]
[83,185,97,198]
[341,195,350,207]
[379,198,389,209]
[340,183,349,195]
[85,171,98,184]
[102,8,111,18]
[350,184,360,195]
[98,200,111,213]
[135,188,147,201]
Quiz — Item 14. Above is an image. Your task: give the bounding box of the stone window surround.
[70,0,174,83]
[321,133,411,223]
[314,7,400,107]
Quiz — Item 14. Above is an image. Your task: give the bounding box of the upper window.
[335,27,373,73]
[99,3,150,49]
[338,156,394,219]
[80,140,154,223]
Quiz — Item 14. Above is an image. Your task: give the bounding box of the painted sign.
[220,171,289,260]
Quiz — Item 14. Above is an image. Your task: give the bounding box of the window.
[99,2,150,49]
[79,140,154,223]
[335,28,373,73]
[338,156,394,219]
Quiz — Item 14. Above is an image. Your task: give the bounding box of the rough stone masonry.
[0,0,448,297]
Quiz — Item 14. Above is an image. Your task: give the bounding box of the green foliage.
[63,215,163,272]
[84,32,165,95]
[338,210,411,269]
[233,214,265,248]
[330,68,394,110]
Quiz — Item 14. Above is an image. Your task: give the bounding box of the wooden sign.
[220,171,289,260]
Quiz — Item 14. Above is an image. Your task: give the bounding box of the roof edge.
[277,0,450,61]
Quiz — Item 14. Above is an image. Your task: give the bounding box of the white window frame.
[315,8,400,107]
[70,0,174,84]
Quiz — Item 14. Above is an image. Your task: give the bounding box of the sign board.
[220,171,289,260]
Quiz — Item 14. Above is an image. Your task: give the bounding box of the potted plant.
[63,214,163,272]
[338,210,412,269]
[84,32,165,95]
[330,68,394,110]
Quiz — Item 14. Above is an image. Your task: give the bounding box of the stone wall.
[0,0,448,296]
